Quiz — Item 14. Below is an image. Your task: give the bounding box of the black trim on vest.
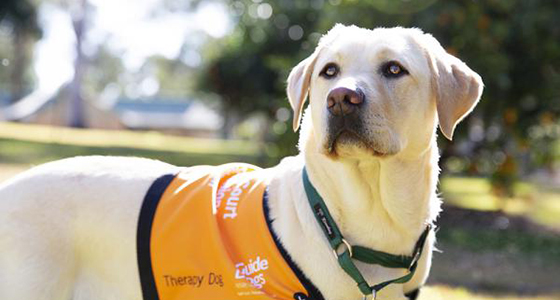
[137,174,176,300]
[262,189,326,300]
[405,288,420,300]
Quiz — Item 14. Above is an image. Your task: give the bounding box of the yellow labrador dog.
[0,25,482,300]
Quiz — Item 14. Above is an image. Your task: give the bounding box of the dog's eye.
[320,63,339,79]
[381,61,408,78]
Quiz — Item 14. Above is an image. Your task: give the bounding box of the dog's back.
[0,156,175,300]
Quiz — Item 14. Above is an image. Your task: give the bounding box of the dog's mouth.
[326,129,385,158]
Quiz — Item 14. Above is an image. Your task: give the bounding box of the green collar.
[302,167,432,299]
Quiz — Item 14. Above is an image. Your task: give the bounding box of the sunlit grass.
[440,177,560,229]
[0,122,258,155]
[420,285,559,300]
[0,122,275,167]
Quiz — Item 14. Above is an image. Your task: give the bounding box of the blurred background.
[0,0,559,299]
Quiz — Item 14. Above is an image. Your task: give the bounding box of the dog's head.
[287,25,483,159]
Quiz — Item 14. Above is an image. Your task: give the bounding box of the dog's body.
[0,25,482,300]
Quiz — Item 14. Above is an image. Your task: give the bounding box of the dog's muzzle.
[326,87,364,116]
[325,87,369,153]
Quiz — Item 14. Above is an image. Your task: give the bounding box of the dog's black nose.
[327,87,364,116]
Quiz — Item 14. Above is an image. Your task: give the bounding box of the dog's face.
[287,25,483,160]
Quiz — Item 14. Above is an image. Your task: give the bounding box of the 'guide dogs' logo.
[234,256,269,289]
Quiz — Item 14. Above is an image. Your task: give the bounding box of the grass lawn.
[0,122,259,156]
[0,122,277,167]
[441,177,560,230]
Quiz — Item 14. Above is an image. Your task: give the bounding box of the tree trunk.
[220,103,239,139]
[10,27,27,103]
[69,0,88,128]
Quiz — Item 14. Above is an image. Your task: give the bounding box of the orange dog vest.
[137,164,322,300]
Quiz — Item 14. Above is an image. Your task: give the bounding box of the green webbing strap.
[302,168,344,249]
[353,225,431,267]
[338,251,373,295]
[302,167,432,299]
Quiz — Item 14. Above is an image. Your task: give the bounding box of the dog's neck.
[267,128,439,300]
[302,135,439,253]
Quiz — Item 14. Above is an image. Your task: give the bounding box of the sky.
[33,0,233,93]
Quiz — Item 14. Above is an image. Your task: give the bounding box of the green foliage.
[83,45,125,97]
[197,0,322,145]
[150,55,198,98]
[0,0,41,101]
[0,0,40,35]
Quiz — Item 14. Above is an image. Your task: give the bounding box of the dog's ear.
[422,33,483,140]
[287,52,320,131]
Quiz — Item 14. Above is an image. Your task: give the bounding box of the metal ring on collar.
[332,238,353,258]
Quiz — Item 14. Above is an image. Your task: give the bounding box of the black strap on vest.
[263,190,326,300]
[137,173,177,300]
